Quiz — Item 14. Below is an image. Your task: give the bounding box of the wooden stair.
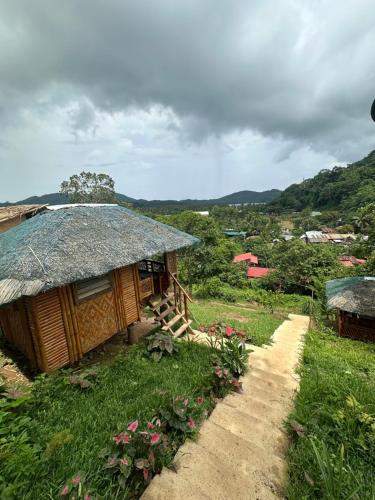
[149,273,193,337]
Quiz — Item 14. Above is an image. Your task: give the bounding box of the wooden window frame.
[74,272,114,304]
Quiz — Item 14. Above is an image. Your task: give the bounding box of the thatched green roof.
[0,205,199,305]
[326,277,375,318]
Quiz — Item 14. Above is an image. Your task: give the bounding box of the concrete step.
[209,403,288,458]
[242,373,296,402]
[141,468,209,500]
[196,419,287,495]
[173,440,279,500]
[223,393,287,428]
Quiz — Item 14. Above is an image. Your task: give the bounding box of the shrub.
[101,419,165,489]
[158,395,206,435]
[210,327,249,397]
[145,331,179,362]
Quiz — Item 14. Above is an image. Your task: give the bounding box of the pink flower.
[214,366,223,378]
[84,496,92,500]
[120,457,129,465]
[155,419,161,427]
[114,432,130,445]
[147,421,155,429]
[225,326,234,337]
[238,331,247,337]
[60,485,69,497]
[183,399,189,407]
[150,433,161,444]
[127,420,139,433]
[187,418,196,429]
[72,476,81,486]
[143,468,149,481]
[196,396,205,405]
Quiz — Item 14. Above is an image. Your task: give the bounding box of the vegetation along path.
[142,314,310,499]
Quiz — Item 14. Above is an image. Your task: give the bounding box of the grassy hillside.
[271,150,375,211]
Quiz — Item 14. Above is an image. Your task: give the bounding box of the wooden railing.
[138,259,166,274]
[169,272,192,322]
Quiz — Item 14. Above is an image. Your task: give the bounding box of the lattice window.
[75,274,112,303]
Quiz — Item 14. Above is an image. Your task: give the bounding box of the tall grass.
[287,328,375,499]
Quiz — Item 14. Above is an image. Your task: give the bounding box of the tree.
[60,171,116,203]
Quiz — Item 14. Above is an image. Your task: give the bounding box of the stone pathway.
[142,314,310,500]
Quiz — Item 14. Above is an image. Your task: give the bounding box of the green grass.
[1,342,214,499]
[189,299,283,346]
[287,327,375,499]
[193,283,311,314]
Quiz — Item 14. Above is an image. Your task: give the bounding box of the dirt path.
[142,314,310,500]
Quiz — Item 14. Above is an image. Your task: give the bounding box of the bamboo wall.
[0,263,142,372]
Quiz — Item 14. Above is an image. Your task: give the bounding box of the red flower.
[84,496,92,500]
[147,421,155,429]
[127,420,139,432]
[150,433,161,444]
[113,432,130,445]
[72,476,81,486]
[122,432,130,444]
[196,396,204,405]
[59,485,69,497]
[187,418,196,429]
[143,468,149,481]
[225,326,234,337]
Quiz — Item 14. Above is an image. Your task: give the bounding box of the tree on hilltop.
[60,171,116,203]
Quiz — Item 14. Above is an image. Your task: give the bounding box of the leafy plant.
[68,369,98,390]
[145,331,179,362]
[59,472,96,499]
[158,395,205,435]
[101,419,164,489]
[211,326,249,377]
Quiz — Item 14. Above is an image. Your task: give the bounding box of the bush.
[195,277,237,303]
[145,331,179,362]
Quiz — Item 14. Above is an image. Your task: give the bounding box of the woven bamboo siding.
[119,265,140,325]
[33,290,70,372]
[0,299,36,366]
[165,251,178,276]
[75,289,118,353]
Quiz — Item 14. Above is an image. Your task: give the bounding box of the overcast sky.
[0,0,374,202]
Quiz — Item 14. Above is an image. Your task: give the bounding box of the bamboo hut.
[0,204,199,372]
[0,205,47,233]
[326,277,375,341]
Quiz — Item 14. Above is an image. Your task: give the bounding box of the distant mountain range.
[0,189,282,208]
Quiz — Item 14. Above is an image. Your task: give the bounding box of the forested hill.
[1,189,281,208]
[270,150,375,211]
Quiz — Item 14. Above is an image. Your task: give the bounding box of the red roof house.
[247,267,271,279]
[338,256,367,267]
[233,252,259,265]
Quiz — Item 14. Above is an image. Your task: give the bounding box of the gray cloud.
[0,0,374,200]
